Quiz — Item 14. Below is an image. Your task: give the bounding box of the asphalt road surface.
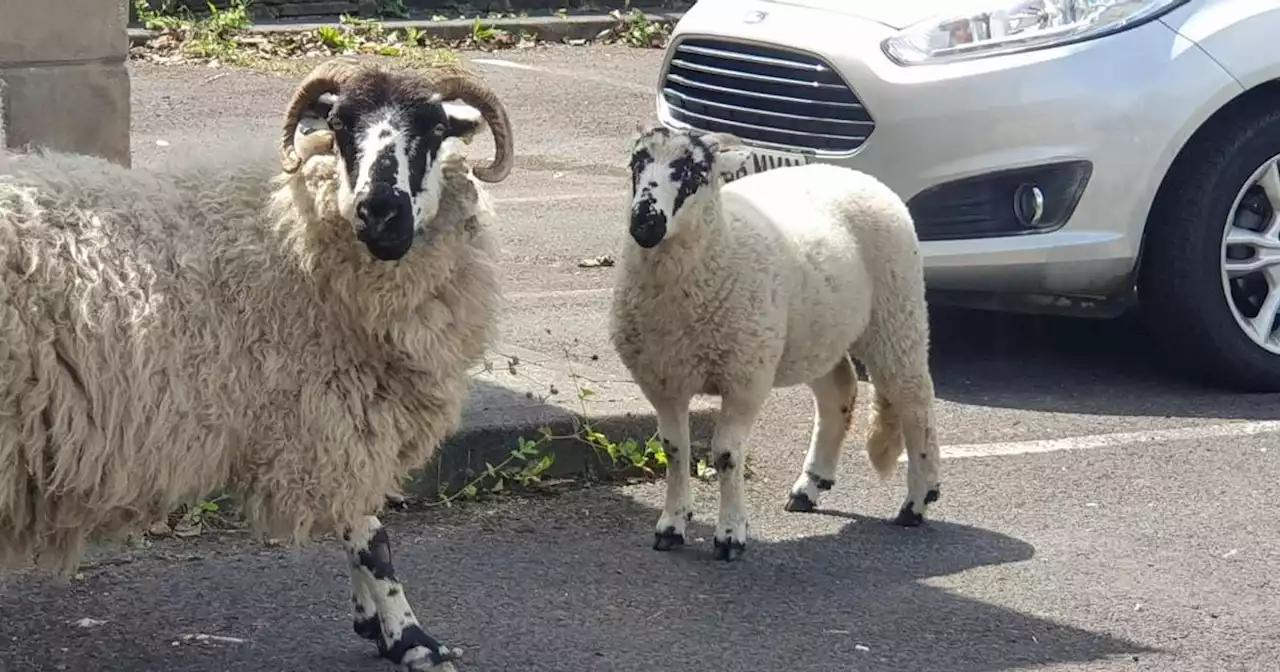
[2,45,1278,672]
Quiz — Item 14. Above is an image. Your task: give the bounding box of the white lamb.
[609,126,942,561]
[0,58,514,670]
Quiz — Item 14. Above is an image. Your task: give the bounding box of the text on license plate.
[721,148,811,184]
[751,149,810,172]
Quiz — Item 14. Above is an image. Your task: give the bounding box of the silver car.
[653,0,1280,392]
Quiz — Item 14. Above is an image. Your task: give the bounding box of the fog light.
[1013,183,1045,228]
[906,159,1091,241]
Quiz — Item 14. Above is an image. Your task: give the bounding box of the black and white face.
[314,78,487,261]
[626,126,751,248]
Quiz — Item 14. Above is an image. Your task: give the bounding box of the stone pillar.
[0,0,132,167]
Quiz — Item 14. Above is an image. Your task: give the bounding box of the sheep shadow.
[923,304,1280,418]
[425,378,724,497]
[0,489,1155,672]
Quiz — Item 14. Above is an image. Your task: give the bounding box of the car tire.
[1138,100,1280,393]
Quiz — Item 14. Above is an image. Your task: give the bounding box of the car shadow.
[925,306,1280,418]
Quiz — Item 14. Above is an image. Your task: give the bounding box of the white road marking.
[925,420,1280,461]
[468,57,654,93]
[470,58,540,71]
[495,193,620,204]
[506,287,612,300]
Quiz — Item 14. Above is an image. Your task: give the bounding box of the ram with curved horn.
[277,59,515,260]
[0,57,514,672]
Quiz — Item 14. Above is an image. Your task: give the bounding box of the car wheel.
[1139,101,1280,392]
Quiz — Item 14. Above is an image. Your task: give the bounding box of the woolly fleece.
[612,159,935,478]
[0,143,501,575]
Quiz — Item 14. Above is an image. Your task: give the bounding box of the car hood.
[759,0,959,30]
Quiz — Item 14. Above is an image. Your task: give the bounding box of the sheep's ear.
[442,100,487,144]
[311,92,339,122]
[627,121,649,149]
[709,142,754,184]
[295,94,339,159]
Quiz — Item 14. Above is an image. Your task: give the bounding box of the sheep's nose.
[629,205,667,249]
[353,189,415,261]
[356,195,403,230]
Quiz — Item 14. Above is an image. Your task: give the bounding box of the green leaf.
[490,478,504,493]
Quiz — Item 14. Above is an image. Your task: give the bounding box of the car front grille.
[659,37,874,154]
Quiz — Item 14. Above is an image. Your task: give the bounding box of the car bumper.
[656,0,1241,299]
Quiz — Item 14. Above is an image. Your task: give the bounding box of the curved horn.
[279,57,368,174]
[430,72,514,183]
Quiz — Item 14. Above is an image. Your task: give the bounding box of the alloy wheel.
[1222,153,1280,355]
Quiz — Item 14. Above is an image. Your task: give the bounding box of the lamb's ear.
[442,100,487,144]
[706,136,754,183]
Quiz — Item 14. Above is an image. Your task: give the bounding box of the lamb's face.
[627,127,750,248]
[314,74,488,262]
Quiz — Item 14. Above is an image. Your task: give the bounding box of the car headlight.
[882,0,1189,66]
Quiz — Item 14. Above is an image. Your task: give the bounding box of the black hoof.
[784,491,817,513]
[354,616,382,642]
[712,537,746,561]
[893,502,924,527]
[653,527,685,551]
[383,624,452,667]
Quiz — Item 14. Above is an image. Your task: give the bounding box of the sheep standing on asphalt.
[609,126,942,561]
[0,58,514,671]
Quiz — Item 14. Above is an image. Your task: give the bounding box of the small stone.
[148,520,173,537]
[173,520,202,538]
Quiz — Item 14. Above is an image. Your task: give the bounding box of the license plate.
[749,147,811,173]
[721,146,812,184]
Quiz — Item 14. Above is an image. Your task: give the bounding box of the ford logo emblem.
[743,10,767,23]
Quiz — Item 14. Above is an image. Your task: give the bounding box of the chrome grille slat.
[660,37,874,153]
[663,88,873,129]
[669,107,868,143]
[670,59,848,90]
[666,73,865,110]
[675,44,827,73]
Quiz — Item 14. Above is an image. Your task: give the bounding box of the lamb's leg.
[868,368,942,526]
[651,395,695,551]
[785,355,858,513]
[711,389,769,562]
[891,371,942,526]
[343,515,461,671]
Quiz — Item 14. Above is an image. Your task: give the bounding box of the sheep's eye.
[432,123,446,138]
[328,116,345,131]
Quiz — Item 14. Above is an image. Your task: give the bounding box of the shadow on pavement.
[927,306,1280,418]
[0,489,1155,672]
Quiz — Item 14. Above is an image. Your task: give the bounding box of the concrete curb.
[397,342,722,500]
[127,11,686,48]
[414,404,720,500]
